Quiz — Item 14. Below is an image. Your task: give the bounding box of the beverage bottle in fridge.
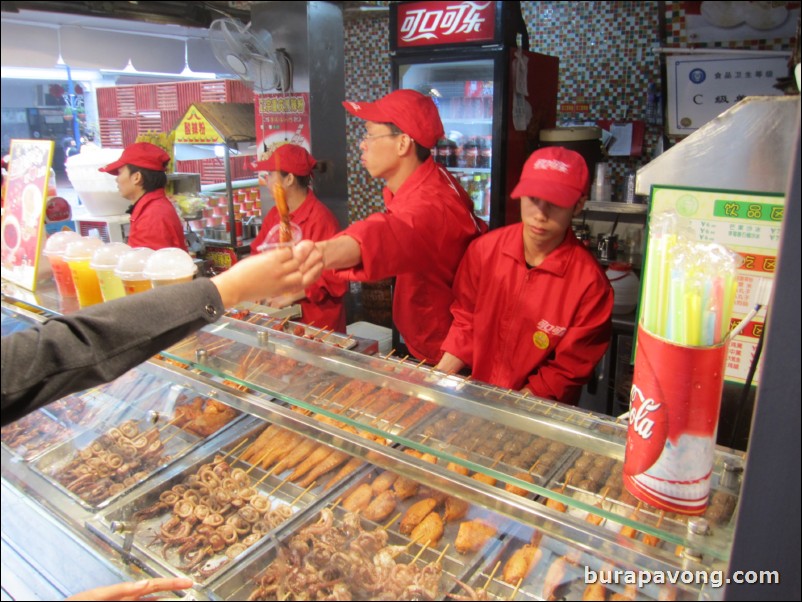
[435,138,449,166]
[447,139,459,168]
[464,138,478,168]
[469,175,484,213]
[481,174,491,218]
[480,136,492,168]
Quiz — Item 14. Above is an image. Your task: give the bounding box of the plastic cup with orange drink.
[143,247,198,287]
[64,237,104,307]
[90,242,131,301]
[114,248,155,296]
[42,231,82,297]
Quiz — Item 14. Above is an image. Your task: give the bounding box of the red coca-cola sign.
[396,1,497,48]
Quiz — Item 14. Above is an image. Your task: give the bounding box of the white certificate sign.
[666,54,787,135]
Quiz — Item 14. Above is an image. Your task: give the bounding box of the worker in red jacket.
[250,144,347,333]
[315,90,486,363]
[437,147,613,404]
[99,142,187,252]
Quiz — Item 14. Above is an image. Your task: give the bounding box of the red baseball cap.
[510,147,589,207]
[99,142,170,175]
[342,89,444,149]
[251,144,317,176]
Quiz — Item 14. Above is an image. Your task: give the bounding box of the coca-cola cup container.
[623,325,728,514]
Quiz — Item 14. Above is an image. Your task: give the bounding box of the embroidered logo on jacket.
[532,319,567,349]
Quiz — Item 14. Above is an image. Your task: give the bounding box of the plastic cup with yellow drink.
[143,247,197,287]
[90,242,131,301]
[64,237,104,307]
[42,231,82,298]
[114,247,155,296]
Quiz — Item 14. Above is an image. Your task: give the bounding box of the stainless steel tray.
[461,524,696,601]
[1,409,75,462]
[92,418,363,587]
[31,409,207,512]
[209,498,506,601]
[543,451,739,551]
[409,409,580,494]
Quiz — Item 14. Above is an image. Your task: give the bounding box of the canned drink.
[624,172,637,203]
[623,326,728,514]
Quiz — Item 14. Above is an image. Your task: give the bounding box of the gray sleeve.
[1,278,225,426]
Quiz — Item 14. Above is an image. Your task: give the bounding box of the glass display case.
[1,301,745,601]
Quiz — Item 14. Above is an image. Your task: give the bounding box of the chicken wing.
[502,544,542,585]
[443,496,470,522]
[455,520,497,554]
[399,498,439,535]
[370,470,398,495]
[410,511,444,547]
[341,483,373,513]
[361,490,398,522]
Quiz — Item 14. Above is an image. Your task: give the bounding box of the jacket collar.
[502,224,582,277]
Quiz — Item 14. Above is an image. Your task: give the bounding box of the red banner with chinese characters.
[396,1,496,48]
[254,93,311,158]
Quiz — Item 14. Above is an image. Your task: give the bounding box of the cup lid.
[114,247,155,279]
[266,222,302,245]
[90,242,131,269]
[143,247,197,280]
[43,231,83,256]
[63,237,104,261]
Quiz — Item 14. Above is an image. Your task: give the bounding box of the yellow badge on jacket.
[532,330,550,350]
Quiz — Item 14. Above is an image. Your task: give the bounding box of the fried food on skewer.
[505,471,535,497]
[362,490,399,522]
[272,182,293,243]
[297,450,350,488]
[443,496,471,522]
[410,512,444,547]
[371,470,399,495]
[323,456,363,491]
[455,520,497,554]
[542,556,569,601]
[502,544,542,585]
[399,498,439,535]
[393,475,420,500]
[288,445,336,481]
[342,483,374,512]
[583,581,607,600]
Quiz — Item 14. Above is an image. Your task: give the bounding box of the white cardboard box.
[347,321,392,355]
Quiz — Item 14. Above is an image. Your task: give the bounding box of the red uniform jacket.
[251,190,347,333]
[441,224,613,404]
[127,189,187,252]
[335,158,486,363]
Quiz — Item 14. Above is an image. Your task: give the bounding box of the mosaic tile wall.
[344,12,393,223]
[343,1,796,224]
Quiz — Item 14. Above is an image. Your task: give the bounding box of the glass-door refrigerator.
[390,0,558,229]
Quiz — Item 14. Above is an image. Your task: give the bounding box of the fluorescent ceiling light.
[0,66,102,81]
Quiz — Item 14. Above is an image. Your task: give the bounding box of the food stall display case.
[1,297,747,602]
